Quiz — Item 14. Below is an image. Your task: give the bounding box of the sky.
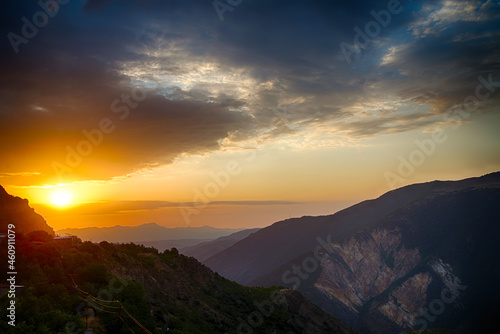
[1,0,499,231]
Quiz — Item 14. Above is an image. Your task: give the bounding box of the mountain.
[0,235,357,333]
[0,185,54,237]
[203,172,500,333]
[57,223,244,243]
[180,228,261,262]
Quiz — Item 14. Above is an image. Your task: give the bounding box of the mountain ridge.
[57,222,246,243]
[203,172,500,333]
[205,172,500,284]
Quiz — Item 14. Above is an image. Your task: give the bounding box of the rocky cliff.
[0,185,54,236]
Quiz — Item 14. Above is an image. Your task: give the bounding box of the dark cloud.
[337,111,440,137]
[84,0,110,11]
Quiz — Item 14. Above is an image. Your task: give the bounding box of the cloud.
[409,0,500,37]
[1,0,499,183]
[0,172,41,177]
[34,199,300,216]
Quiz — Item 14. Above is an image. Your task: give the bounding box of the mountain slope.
[0,185,54,236]
[203,172,500,333]
[99,242,357,334]
[180,228,261,262]
[0,237,357,334]
[203,178,456,285]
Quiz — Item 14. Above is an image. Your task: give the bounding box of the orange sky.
[1,1,500,231]
[4,117,500,231]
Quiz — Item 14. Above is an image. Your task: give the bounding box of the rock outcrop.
[0,185,55,236]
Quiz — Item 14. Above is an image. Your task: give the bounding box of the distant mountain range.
[135,228,261,254]
[179,228,261,262]
[203,172,500,333]
[57,223,244,243]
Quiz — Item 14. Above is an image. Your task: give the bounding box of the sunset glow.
[50,190,73,207]
[0,0,499,231]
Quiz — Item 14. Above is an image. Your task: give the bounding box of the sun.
[50,190,73,207]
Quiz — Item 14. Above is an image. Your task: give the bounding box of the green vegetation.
[1,233,353,334]
[0,236,156,334]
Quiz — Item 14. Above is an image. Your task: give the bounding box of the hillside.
[0,237,357,334]
[203,172,500,333]
[0,186,356,333]
[0,185,54,237]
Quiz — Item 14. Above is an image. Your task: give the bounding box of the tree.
[27,230,52,242]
